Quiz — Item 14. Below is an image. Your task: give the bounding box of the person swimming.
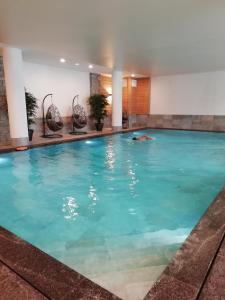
[132,135,153,141]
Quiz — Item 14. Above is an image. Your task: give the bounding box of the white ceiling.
[1,0,225,76]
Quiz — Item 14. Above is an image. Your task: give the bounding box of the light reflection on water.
[62,196,79,220]
[105,140,115,170]
[127,159,139,197]
[88,185,98,214]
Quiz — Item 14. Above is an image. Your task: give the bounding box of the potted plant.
[88,94,109,131]
[25,90,38,141]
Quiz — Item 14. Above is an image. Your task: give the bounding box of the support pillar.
[112,70,123,130]
[3,47,28,142]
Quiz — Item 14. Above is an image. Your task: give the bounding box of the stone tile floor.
[0,127,146,153]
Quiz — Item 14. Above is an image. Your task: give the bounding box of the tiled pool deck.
[0,127,146,153]
[0,127,225,299]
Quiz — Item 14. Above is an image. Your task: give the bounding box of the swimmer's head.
[132,137,137,140]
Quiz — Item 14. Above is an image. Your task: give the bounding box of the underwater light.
[0,157,9,165]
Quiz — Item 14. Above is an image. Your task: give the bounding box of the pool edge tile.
[0,261,47,300]
[198,237,225,300]
[144,274,198,300]
[0,126,149,154]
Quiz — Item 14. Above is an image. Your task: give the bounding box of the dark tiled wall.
[148,115,225,131]
[0,57,10,142]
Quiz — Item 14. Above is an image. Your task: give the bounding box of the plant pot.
[28,129,34,141]
[95,123,104,131]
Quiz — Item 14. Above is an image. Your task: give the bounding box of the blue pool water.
[1,129,225,299]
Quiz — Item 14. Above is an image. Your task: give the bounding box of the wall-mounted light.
[106,87,112,104]
[131,74,135,77]
[60,58,66,63]
[131,79,137,87]
[89,64,93,69]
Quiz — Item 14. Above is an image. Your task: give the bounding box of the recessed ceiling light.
[131,74,135,77]
[75,63,80,66]
[89,64,93,69]
[60,58,66,63]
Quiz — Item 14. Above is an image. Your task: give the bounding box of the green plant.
[25,90,38,128]
[88,94,109,123]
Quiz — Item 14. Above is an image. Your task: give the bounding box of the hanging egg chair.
[41,93,63,138]
[69,95,87,135]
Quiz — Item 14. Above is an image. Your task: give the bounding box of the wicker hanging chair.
[70,95,87,135]
[46,104,63,132]
[41,94,63,138]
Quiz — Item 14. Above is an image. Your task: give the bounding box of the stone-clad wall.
[0,57,10,142]
[126,114,225,132]
[148,115,225,131]
[18,113,225,137]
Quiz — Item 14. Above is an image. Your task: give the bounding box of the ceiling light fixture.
[60,58,66,63]
[131,74,135,77]
[89,64,93,69]
[75,63,80,66]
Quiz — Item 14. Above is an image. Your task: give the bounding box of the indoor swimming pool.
[1,129,225,299]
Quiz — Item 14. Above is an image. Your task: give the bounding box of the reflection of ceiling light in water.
[127,159,139,196]
[88,185,98,214]
[128,208,137,215]
[88,185,98,202]
[85,140,94,144]
[62,196,79,220]
[133,132,140,135]
[106,141,115,170]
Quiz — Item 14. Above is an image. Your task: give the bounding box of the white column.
[112,70,123,129]
[3,47,28,139]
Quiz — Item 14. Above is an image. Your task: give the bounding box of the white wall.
[24,62,90,117]
[151,71,225,115]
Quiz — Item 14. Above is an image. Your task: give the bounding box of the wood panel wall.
[135,78,151,114]
[94,75,151,116]
[123,77,150,115]
[100,75,112,114]
[99,75,112,96]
